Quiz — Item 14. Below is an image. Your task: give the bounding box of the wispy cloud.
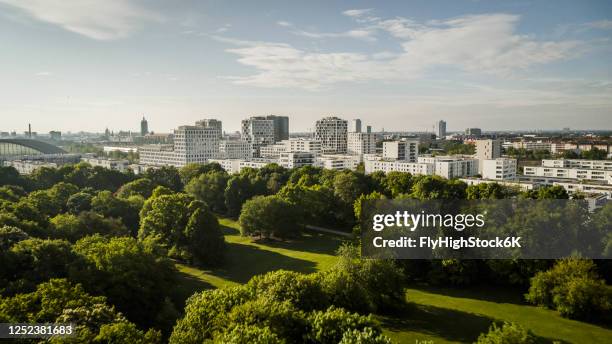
[585,20,612,30]
[0,0,163,40]
[342,9,373,18]
[35,71,53,77]
[277,21,292,27]
[218,12,585,90]
[291,28,377,42]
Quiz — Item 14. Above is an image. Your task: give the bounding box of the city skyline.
[1,0,612,133]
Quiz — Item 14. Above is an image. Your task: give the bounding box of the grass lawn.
[175,217,345,299]
[175,217,612,343]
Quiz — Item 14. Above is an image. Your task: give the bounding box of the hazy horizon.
[1,0,611,133]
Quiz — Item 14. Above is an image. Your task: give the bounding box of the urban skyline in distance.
[1,0,612,132]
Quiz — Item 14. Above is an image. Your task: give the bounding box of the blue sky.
[0,0,611,134]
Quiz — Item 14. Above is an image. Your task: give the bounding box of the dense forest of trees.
[0,161,610,343]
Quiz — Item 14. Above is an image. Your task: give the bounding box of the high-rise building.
[141,116,149,136]
[139,120,222,167]
[382,139,419,162]
[436,120,446,139]
[315,116,348,154]
[475,139,501,173]
[465,128,482,137]
[196,119,223,138]
[350,119,362,133]
[266,115,289,142]
[482,158,517,180]
[241,116,275,157]
[347,121,376,155]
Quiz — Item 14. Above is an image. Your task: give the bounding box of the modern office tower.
[436,120,446,139]
[475,139,501,173]
[196,119,223,138]
[465,128,482,137]
[218,139,252,159]
[482,158,517,180]
[266,115,289,142]
[315,116,348,154]
[139,120,222,167]
[347,131,377,155]
[241,116,275,157]
[382,139,419,162]
[140,116,149,136]
[49,131,62,141]
[350,119,362,133]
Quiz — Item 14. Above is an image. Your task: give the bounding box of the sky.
[0,0,611,134]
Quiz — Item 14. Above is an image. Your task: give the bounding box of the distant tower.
[350,119,362,133]
[28,124,32,138]
[140,116,149,136]
[436,120,446,139]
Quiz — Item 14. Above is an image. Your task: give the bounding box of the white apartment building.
[550,143,578,153]
[241,117,275,157]
[460,178,536,191]
[523,166,612,183]
[553,181,612,198]
[208,158,274,174]
[347,132,377,155]
[81,157,130,172]
[314,154,360,170]
[475,139,501,173]
[417,156,479,179]
[364,158,433,175]
[542,159,612,170]
[382,139,419,162]
[278,152,315,169]
[3,160,58,175]
[502,141,551,151]
[218,140,252,159]
[139,120,222,167]
[481,158,517,180]
[260,139,322,158]
[315,117,348,154]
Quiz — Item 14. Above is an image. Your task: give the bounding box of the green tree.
[475,322,536,344]
[66,192,93,214]
[239,195,299,239]
[116,178,156,199]
[72,235,178,327]
[184,206,225,266]
[179,162,224,185]
[144,167,182,192]
[185,171,229,212]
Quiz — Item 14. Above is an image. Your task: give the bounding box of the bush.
[475,322,536,344]
[212,324,283,344]
[226,298,307,342]
[307,306,379,344]
[169,287,254,344]
[246,270,328,311]
[339,328,392,344]
[525,258,611,319]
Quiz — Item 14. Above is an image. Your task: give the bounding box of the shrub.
[339,328,393,344]
[212,325,284,344]
[307,306,379,344]
[525,258,611,319]
[227,298,307,342]
[169,287,254,344]
[475,322,536,344]
[246,270,328,311]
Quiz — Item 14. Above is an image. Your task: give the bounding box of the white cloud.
[218,13,587,90]
[586,20,612,30]
[342,9,373,18]
[292,28,377,41]
[277,21,292,27]
[0,0,162,40]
